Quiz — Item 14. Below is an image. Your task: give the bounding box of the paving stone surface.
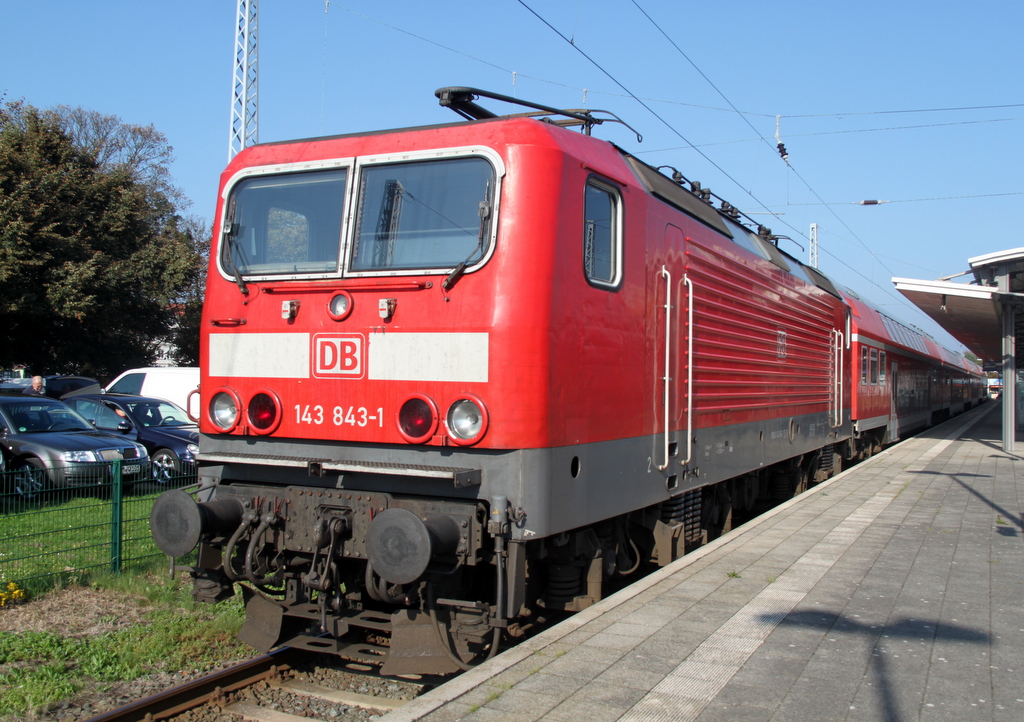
[383,402,1022,721]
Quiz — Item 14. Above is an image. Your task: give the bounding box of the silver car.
[0,396,149,498]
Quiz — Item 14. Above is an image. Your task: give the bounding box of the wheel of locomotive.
[11,457,50,502]
[150,449,180,485]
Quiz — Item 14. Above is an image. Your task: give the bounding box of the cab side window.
[583,179,622,288]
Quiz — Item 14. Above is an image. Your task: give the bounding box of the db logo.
[313,334,364,378]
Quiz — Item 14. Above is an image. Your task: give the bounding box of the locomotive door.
[651,224,690,475]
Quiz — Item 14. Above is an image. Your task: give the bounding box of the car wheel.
[151,449,180,484]
[13,457,50,500]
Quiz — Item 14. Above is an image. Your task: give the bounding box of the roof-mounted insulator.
[775,115,790,164]
[720,201,741,219]
[758,225,779,245]
[656,165,688,187]
[691,180,712,204]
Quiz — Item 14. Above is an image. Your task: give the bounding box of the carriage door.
[651,224,689,478]
[888,361,900,442]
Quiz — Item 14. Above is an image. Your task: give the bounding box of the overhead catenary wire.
[767,191,1024,207]
[334,5,1022,124]
[514,0,773,226]
[519,0,939,327]
[334,2,1007,346]
[623,1,1000,331]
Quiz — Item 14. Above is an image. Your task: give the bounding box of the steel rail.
[83,647,304,722]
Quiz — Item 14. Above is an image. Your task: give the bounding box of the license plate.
[123,464,141,474]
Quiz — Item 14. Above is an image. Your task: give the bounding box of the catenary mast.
[229,0,258,160]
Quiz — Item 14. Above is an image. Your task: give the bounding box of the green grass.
[1,481,193,594]
[0,573,248,717]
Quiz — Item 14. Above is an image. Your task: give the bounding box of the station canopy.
[893,247,1024,365]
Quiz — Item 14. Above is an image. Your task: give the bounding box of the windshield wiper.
[221,197,249,296]
[443,194,491,292]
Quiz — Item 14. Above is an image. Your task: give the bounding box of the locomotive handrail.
[209,318,246,327]
[658,266,672,471]
[831,329,844,428]
[680,274,694,466]
[261,280,433,293]
[185,387,201,424]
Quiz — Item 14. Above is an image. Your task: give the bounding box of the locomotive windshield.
[221,156,496,278]
[351,157,494,272]
[224,169,348,276]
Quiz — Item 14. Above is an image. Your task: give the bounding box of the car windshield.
[124,400,194,428]
[1,401,93,433]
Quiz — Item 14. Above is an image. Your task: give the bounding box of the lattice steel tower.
[229,0,258,160]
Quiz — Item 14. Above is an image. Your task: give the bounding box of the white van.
[105,367,200,416]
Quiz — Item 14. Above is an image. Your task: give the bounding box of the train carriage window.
[583,178,622,288]
[861,347,868,385]
[223,169,348,276]
[879,352,887,383]
[350,157,495,272]
[870,348,879,385]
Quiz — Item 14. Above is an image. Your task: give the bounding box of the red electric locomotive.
[151,88,980,674]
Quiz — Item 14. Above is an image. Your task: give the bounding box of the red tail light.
[397,395,438,443]
[247,391,281,434]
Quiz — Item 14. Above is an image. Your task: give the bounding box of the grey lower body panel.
[198,409,851,542]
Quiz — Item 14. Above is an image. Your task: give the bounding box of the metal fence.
[0,459,196,589]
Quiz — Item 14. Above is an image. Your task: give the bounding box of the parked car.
[0,396,150,498]
[42,375,98,399]
[104,367,199,416]
[64,394,198,484]
[0,375,98,398]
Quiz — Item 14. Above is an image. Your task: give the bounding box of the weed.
[0,574,247,717]
[727,571,741,578]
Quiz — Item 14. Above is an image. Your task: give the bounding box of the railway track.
[83,441,899,722]
[84,647,432,722]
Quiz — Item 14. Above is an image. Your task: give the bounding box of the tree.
[0,100,202,379]
[168,215,211,366]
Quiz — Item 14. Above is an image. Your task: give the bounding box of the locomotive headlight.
[210,390,240,431]
[445,395,488,445]
[327,291,353,321]
[247,391,282,434]
[397,394,438,443]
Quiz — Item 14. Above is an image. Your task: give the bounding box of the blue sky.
[2,0,1021,353]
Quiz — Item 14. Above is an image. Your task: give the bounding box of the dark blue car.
[65,394,198,484]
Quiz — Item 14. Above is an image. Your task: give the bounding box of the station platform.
[383,400,1023,722]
